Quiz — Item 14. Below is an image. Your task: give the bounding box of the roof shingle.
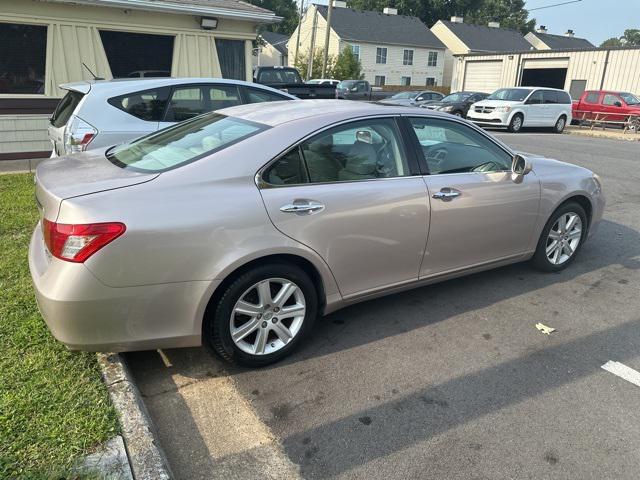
[530,31,594,49]
[261,31,289,55]
[440,20,532,53]
[316,5,445,49]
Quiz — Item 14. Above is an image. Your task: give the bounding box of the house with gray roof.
[431,16,533,87]
[287,2,446,87]
[256,31,289,67]
[525,27,594,50]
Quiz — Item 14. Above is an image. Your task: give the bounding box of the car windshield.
[442,93,472,102]
[620,92,640,105]
[487,88,531,101]
[390,91,418,100]
[106,113,267,172]
[338,80,357,89]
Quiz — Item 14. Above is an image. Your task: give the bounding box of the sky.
[524,0,639,45]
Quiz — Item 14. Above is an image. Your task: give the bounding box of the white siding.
[452,48,640,94]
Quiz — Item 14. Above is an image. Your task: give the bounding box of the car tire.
[553,115,567,134]
[453,111,463,117]
[508,113,524,133]
[531,201,588,272]
[205,262,318,367]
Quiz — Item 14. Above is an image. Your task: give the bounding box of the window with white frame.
[351,44,360,61]
[425,77,436,86]
[375,75,386,87]
[403,49,413,66]
[428,51,438,67]
[376,47,387,64]
[401,76,411,86]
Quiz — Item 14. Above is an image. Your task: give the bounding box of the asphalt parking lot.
[127,132,640,480]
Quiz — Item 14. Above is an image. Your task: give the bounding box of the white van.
[467,87,572,133]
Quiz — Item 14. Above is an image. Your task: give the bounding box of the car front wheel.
[531,202,587,272]
[206,263,318,366]
[508,113,524,133]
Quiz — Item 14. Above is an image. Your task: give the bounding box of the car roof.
[221,99,453,127]
[60,77,295,97]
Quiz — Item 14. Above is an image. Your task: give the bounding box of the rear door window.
[106,113,267,172]
[164,85,242,122]
[584,92,599,104]
[51,90,84,127]
[542,90,558,104]
[108,87,170,121]
[244,87,289,103]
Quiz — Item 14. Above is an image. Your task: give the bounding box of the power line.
[529,0,582,11]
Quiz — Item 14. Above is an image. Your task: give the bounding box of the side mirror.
[511,154,532,183]
[614,101,622,107]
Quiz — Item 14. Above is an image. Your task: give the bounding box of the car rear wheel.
[206,263,318,367]
[553,115,567,133]
[531,202,587,272]
[508,114,524,133]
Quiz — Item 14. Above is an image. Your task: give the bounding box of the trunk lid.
[35,148,159,221]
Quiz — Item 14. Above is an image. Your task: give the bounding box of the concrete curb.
[565,128,640,142]
[98,353,173,480]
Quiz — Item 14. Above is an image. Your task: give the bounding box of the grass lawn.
[0,173,119,478]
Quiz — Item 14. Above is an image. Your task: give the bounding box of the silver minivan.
[48,78,297,156]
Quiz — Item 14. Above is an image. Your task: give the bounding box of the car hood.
[520,153,592,176]
[425,101,464,108]
[378,98,414,106]
[35,148,159,220]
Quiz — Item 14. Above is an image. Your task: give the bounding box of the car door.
[523,90,545,126]
[542,90,562,125]
[405,116,540,276]
[601,93,626,122]
[258,116,430,297]
[158,83,242,129]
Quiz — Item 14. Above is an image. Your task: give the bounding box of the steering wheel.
[471,161,501,173]
[426,147,448,166]
[374,138,395,176]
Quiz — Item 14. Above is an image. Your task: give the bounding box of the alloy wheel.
[230,278,306,355]
[512,115,522,131]
[545,212,582,265]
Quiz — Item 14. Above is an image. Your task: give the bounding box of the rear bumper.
[29,223,212,352]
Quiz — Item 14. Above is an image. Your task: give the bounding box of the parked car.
[572,90,640,124]
[48,78,296,157]
[420,91,489,117]
[335,80,391,101]
[308,78,340,86]
[378,90,444,107]
[467,87,572,133]
[31,100,604,366]
[253,66,336,99]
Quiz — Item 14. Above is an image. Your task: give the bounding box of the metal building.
[451,47,640,98]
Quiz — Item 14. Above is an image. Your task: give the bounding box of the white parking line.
[601,361,640,387]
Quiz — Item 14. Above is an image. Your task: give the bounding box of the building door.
[463,61,502,92]
[520,58,568,89]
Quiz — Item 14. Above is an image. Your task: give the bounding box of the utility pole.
[307,6,318,80]
[321,0,334,78]
[293,0,305,66]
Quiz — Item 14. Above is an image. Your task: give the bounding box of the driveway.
[127,133,640,479]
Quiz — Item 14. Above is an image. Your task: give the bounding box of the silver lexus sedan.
[29,100,604,366]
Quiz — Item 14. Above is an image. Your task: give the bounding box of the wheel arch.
[201,253,331,339]
[557,194,593,228]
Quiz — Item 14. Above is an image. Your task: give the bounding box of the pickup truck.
[335,80,392,101]
[253,66,336,99]
[572,90,640,124]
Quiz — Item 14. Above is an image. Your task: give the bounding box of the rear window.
[108,87,170,121]
[51,90,84,127]
[106,113,267,172]
[257,69,301,84]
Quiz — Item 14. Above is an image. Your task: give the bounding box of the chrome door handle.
[280,201,325,214]
[432,189,460,200]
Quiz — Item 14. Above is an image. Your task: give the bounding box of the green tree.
[248,0,299,35]
[599,29,640,48]
[346,0,535,34]
[295,48,335,79]
[600,37,623,48]
[332,47,364,80]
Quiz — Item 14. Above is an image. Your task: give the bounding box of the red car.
[572,90,640,123]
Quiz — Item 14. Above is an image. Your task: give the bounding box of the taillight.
[64,115,97,154]
[42,219,125,263]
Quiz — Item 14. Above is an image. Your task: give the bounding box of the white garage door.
[463,61,503,93]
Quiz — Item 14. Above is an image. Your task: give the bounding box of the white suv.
[467,87,572,133]
[48,78,297,156]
